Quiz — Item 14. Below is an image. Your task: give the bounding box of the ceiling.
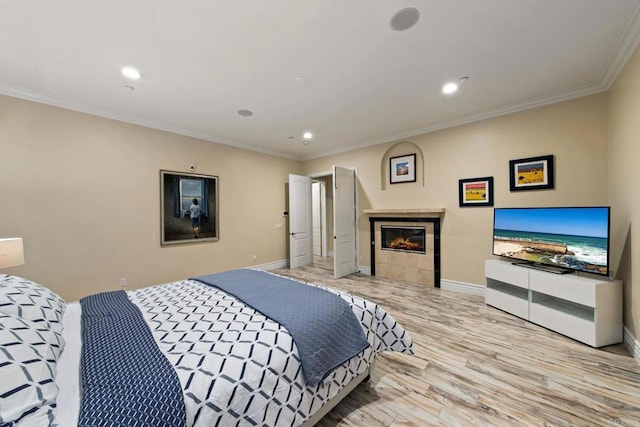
[2,1,640,161]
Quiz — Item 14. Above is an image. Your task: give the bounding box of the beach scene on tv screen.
[493,208,609,275]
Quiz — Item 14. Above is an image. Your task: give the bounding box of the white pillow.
[0,313,60,426]
[0,275,65,335]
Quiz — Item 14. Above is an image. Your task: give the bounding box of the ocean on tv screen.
[492,207,610,275]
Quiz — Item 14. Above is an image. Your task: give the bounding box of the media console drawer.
[529,269,598,307]
[485,260,528,289]
[529,302,596,346]
[485,283,529,319]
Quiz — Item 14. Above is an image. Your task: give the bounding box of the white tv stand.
[485,259,622,347]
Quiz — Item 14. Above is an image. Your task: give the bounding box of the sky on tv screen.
[494,208,609,238]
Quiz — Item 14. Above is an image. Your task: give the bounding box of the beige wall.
[0,95,301,301]
[303,94,609,287]
[1,69,635,339]
[608,44,640,338]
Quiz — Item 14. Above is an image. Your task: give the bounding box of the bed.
[0,269,414,426]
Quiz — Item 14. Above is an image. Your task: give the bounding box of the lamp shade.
[0,238,25,269]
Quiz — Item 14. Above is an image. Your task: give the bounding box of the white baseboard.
[624,326,640,365]
[251,259,369,274]
[440,279,486,296]
[253,259,287,271]
[358,266,371,275]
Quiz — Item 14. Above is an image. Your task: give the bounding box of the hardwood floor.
[271,258,640,427]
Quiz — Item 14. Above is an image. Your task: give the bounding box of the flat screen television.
[492,207,610,276]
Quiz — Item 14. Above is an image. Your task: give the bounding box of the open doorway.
[311,180,325,257]
[289,168,357,278]
[311,175,332,258]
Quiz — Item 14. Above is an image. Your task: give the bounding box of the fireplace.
[365,209,444,288]
[381,226,426,254]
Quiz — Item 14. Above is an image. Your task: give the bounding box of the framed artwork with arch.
[389,153,416,184]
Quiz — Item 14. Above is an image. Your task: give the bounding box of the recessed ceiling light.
[124,85,135,91]
[390,8,420,31]
[238,109,253,117]
[442,82,458,94]
[295,77,308,85]
[302,140,310,145]
[303,132,313,139]
[121,67,141,80]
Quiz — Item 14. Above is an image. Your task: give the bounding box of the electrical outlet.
[252,255,257,262]
[119,277,127,288]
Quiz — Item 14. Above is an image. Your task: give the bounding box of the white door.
[312,181,322,257]
[289,174,313,268]
[333,166,357,278]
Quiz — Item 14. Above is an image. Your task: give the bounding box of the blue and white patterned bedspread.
[119,270,414,426]
[192,269,370,387]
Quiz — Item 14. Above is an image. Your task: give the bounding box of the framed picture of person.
[160,170,219,245]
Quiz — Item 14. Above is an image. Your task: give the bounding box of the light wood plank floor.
[271,258,640,427]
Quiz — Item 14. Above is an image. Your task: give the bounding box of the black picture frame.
[389,154,417,184]
[459,176,494,207]
[509,155,554,192]
[160,170,219,245]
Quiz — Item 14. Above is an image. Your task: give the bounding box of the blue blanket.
[192,269,370,387]
[79,291,186,427]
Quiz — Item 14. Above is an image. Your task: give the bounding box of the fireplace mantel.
[363,208,445,218]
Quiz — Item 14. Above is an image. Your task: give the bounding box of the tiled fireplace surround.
[365,209,444,288]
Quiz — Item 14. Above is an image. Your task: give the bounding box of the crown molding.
[0,83,299,161]
[300,82,608,161]
[599,2,640,90]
